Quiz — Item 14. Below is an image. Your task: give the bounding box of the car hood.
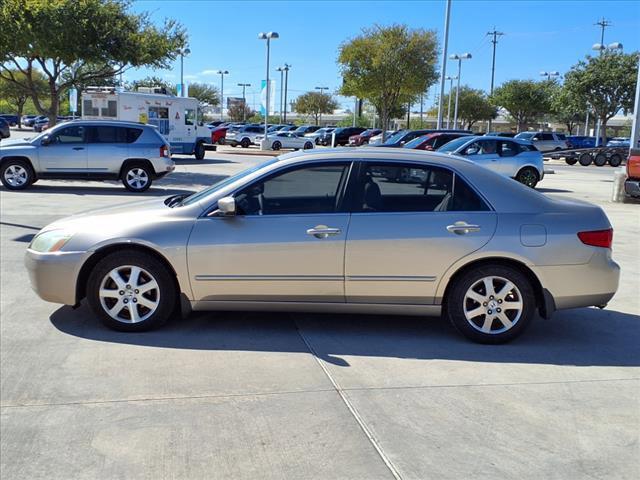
[0,138,34,148]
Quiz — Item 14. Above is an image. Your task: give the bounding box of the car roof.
[53,119,153,128]
[465,135,533,145]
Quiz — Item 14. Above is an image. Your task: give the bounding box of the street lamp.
[591,42,623,145]
[283,64,291,123]
[315,86,328,126]
[216,70,228,121]
[540,71,560,81]
[237,83,251,121]
[449,53,472,129]
[179,47,191,97]
[258,31,279,145]
[276,67,285,123]
[445,75,458,128]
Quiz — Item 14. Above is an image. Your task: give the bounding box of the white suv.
[224,125,264,148]
[0,120,174,192]
[515,131,568,152]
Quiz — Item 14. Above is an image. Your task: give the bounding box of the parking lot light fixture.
[315,86,329,126]
[540,71,560,81]
[237,83,251,121]
[445,75,458,128]
[276,67,285,123]
[449,53,472,129]
[179,47,191,97]
[283,64,291,123]
[258,32,279,145]
[216,70,229,120]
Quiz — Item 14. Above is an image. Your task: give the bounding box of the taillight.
[160,145,170,158]
[578,228,613,248]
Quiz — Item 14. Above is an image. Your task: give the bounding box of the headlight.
[29,230,74,253]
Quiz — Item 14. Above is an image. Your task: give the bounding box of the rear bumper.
[624,179,640,197]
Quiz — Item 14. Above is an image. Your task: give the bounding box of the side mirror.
[40,135,51,146]
[217,196,236,216]
[465,147,478,155]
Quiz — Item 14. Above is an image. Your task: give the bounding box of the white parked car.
[256,131,315,151]
[369,130,397,145]
[515,131,568,152]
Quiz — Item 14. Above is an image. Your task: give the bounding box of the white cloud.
[183,74,198,80]
[201,70,218,76]
[163,73,176,79]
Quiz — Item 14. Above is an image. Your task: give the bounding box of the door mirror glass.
[465,146,479,155]
[217,196,236,216]
[40,135,51,146]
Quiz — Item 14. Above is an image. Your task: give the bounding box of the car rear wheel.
[579,152,593,166]
[1,159,34,190]
[608,153,622,167]
[565,157,578,165]
[87,251,176,332]
[122,163,152,192]
[446,265,536,344]
[594,153,607,167]
[303,141,313,150]
[194,141,205,160]
[272,141,282,151]
[240,138,250,148]
[515,167,539,188]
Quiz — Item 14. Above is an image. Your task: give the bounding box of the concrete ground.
[1,130,639,479]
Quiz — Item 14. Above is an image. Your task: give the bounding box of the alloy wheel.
[99,265,160,323]
[125,168,149,190]
[3,165,28,187]
[463,276,523,334]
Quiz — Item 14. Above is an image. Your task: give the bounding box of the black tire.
[0,158,34,190]
[303,141,313,150]
[578,152,593,166]
[565,157,578,165]
[594,153,607,167]
[608,153,622,167]
[194,141,205,160]
[87,251,176,332]
[515,167,539,188]
[272,141,282,151]
[121,162,153,192]
[240,138,250,148]
[315,138,320,145]
[217,137,225,145]
[446,265,536,344]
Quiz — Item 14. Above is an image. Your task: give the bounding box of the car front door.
[460,139,500,173]
[345,161,497,304]
[40,125,88,174]
[187,161,353,303]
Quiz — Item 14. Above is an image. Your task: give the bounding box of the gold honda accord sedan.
[25,148,620,343]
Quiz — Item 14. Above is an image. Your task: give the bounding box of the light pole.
[445,75,457,128]
[436,0,452,129]
[216,70,228,120]
[591,42,623,145]
[487,28,504,131]
[315,86,328,126]
[449,53,472,129]
[237,83,251,121]
[179,47,191,97]
[540,71,560,81]
[631,54,640,149]
[276,67,285,123]
[283,64,290,123]
[258,31,279,145]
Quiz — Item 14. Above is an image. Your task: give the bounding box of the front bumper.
[624,179,640,198]
[24,249,88,305]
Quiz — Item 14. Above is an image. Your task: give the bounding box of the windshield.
[403,135,430,149]
[180,158,280,206]
[436,136,471,153]
[515,132,534,140]
[383,130,408,145]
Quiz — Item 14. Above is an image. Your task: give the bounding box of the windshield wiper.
[165,193,192,208]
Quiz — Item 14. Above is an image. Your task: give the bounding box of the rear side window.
[498,141,520,157]
[541,133,554,141]
[126,128,143,143]
[87,126,144,143]
[556,133,566,140]
[451,175,490,211]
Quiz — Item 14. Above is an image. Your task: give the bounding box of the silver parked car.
[224,124,263,148]
[0,120,174,192]
[25,148,619,344]
[438,135,544,188]
[515,131,568,152]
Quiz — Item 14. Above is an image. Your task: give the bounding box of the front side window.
[51,125,84,144]
[185,109,196,126]
[356,163,489,213]
[437,136,472,153]
[235,163,350,216]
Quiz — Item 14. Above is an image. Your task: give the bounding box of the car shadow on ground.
[537,187,573,193]
[50,304,640,368]
[170,156,236,166]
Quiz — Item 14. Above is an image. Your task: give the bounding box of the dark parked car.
[23,115,47,127]
[0,118,10,139]
[484,131,516,138]
[348,129,382,146]
[318,127,367,146]
[403,132,473,151]
[292,125,322,137]
[379,129,472,148]
[0,114,19,126]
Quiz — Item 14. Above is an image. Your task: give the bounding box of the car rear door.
[40,125,88,174]
[344,161,497,304]
[86,125,132,177]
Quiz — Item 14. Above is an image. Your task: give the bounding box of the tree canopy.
[291,91,339,125]
[338,24,438,138]
[490,79,553,132]
[549,82,585,135]
[187,82,220,109]
[431,86,496,129]
[0,0,186,125]
[0,69,47,126]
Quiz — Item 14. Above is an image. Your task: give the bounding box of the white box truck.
[81,87,211,159]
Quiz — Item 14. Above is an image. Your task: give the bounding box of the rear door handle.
[72,147,84,151]
[307,225,341,239]
[447,222,481,235]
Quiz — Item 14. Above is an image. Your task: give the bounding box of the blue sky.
[130,0,640,110]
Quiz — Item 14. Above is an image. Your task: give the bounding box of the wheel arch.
[118,158,156,178]
[0,155,38,178]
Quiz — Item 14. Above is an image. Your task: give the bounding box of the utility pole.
[238,83,251,121]
[486,27,503,132]
[283,64,290,123]
[595,17,612,49]
[436,0,452,129]
[419,92,424,128]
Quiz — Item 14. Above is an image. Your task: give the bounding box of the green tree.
[338,24,438,139]
[490,79,553,132]
[0,69,47,127]
[563,52,637,145]
[550,83,585,134]
[227,102,254,122]
[291,91,339,125]
[187,82,220,109]
[127,76,175,93]
[0,0,186,126]
[337,115,372,128]
[432,86,496,130]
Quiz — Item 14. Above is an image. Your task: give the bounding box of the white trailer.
[81,88,211,159]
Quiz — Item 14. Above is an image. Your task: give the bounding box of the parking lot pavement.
[1,146,639,479]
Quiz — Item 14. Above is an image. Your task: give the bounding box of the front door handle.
[447,222,481,235]
[72,147,84,151]
[307,225,341,239]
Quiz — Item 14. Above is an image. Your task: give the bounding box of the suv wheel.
[272,141,282,151]
[122,163,152,192]
[87,251,176,332]
[446,265,536,344]
[1,159,34,190]
[303,141,313,150]
[194,141,205,160]
[515,167,539,188]
[240,138,250,148]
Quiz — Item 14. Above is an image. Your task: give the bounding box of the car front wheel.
[1,159,34,190]
[515,167,539,188]
[87,251,176,331]
[446,265,536,344]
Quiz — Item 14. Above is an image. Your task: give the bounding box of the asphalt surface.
[1,130,639,479]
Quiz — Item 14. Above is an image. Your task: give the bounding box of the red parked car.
[403,131,472,151]
[210,126,228,145]
[348,128,382,146]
